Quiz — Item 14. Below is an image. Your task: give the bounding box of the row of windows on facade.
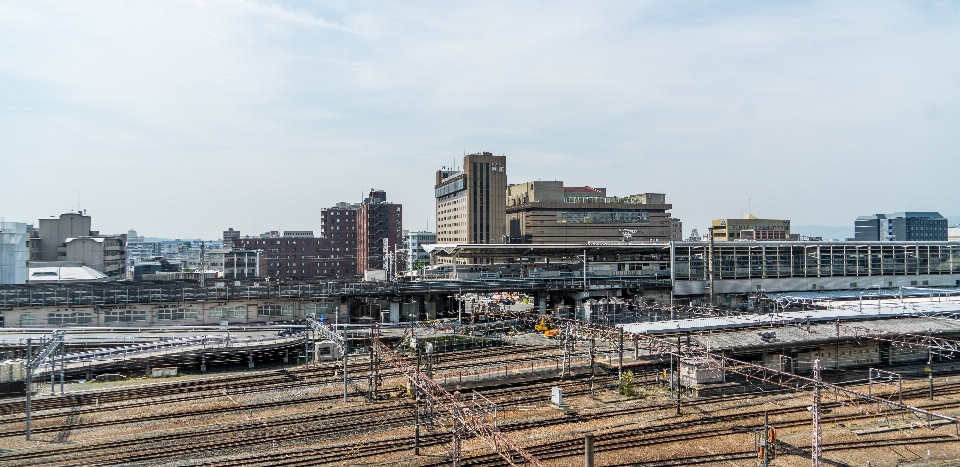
[241,237,354,246]
[267,261,352,267]
[269,270,345,275]
[20,304,335,325]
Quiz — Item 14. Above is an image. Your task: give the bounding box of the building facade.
[403,230,436,269]
[505,181,673,244]
[32,212,127,276]
[321,202,359,274]
[223,228,241,249]
[232,236,356,278]
[711,214,790,241]
[0,222,28,285]
[356,190,403,274]
[855,212,948,241]
[670,218,683,242]
[61,236,126,276]
[435,152,507,248]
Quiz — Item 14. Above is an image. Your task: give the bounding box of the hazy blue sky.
[2,1,958,239]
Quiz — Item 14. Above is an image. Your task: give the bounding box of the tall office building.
[855,212,948,241]
[435,152,507,251]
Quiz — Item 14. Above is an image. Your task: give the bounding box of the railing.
[0,277,670,308]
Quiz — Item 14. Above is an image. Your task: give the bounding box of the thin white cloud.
[0,1,958,237]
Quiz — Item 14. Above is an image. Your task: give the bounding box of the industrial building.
[855,212,948,241]
[505,181,673,244]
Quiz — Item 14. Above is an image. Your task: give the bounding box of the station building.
[504,181,673,244]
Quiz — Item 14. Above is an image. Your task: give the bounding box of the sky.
[1,1,958,240]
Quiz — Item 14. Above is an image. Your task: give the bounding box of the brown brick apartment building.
[356,190,403,274]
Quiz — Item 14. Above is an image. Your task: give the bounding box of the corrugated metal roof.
[693,317,960,352]
[28,266,107,282]
[617,297,960,335]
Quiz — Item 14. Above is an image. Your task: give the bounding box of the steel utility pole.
[583,249,588,292]
[708,226,715,306]
[812,358,822,467]
[675,334,681,416]
[25,338,31,441]
[763,410,770,467]
[342,329,349,402]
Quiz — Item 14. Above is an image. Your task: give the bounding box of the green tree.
[618,370,635,396]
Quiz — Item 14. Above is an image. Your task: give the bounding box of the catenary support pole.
[584,432,595,467]
[812,358,822,467]
[618,328,624,378]
[25,338,31,441]
[763,410,770,467]
[343,330,349,402]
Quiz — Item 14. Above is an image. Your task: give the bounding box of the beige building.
[505,181,673,243]
[435,152,507,252]
[61,237,126,276]
[33,212,126,276]
[711,214,790,241]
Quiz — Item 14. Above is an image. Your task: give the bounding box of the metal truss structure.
[485,309,960,424]
[306,318,349,401]
[372,339,544,467]
[486,308,959,467]
[25,330,66,441]
[838,324,960,356]
[26,330,66,372]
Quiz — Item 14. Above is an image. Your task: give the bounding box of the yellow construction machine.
[535,316,560,337]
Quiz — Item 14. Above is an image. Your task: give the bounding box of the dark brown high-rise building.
[356,190,403,274]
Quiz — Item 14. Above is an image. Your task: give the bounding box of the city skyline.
[2,1,958,239]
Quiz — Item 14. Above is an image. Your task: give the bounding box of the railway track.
[0,375,602,466]
[7,341,960,467]
[0,344,560,417]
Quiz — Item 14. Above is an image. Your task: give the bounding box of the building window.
[49,312,93,325]
[104,309,147,322]
[208,306,247,318]
[258,305,294,316]
[20,314,36,326]
[157,308,199,320]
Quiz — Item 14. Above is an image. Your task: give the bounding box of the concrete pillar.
[339,303,350,324]
[283,350,288,364]
[201,356,207,372]
[582,300,592,323]
[425,301,437,320]
[390,301,401,324]
[248,354,255,369]
[538,296,547,315]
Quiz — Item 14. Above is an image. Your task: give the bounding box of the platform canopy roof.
[422,243,672,259]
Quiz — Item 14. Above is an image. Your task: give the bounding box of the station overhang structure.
[422,242,672,261]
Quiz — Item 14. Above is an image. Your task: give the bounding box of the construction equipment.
[534,316,555,334]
